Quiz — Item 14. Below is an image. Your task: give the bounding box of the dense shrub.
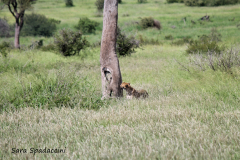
[22,13,59,37]
[75,17,99,34]
[0,18,11,37]
[65,0,73,7]
[140,17,154,29]
[116,27,140,57]
[54,29,90,56]
[186,28,224,54]
[184,0,239,6]
[140,17,161,30]
[0,41,12,58]
[95,0,104,11]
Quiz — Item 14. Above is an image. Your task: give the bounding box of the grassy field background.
[1,0,240,159]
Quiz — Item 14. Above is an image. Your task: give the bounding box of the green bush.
[140,17,154,29]
[65,0,73,7]
[22,13,59,37]
[95,0,104,11]
[184,0,239,6]
[116,27,140,57]
[75,17,99,34]
[0,41,13,58]
[54,29,90,56]
[186,28,224,54]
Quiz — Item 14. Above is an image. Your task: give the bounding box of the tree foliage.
[21,13,59,37]
[184,0,239,6]
[116,27,140,57]
[54,29,90,56]
[75,17,99,34]
[65,0,73,7]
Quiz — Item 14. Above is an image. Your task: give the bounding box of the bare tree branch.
[8,3,16,18]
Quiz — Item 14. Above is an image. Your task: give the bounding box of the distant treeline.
[167,0,240,6]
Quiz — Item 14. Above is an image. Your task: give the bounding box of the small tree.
[75,17,99,34]
[95,0,104,11]
[116,27,140,57]
[0,0,37,49]
[54,29,90,56]
[21,13,59,37]
[65,0,73,7]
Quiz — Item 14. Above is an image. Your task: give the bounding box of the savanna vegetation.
[0,0,240,159]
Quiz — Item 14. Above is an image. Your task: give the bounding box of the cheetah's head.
[120,82,131,89]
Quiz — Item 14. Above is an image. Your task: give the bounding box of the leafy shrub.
[116,27,140,57]
[0,18,11,37]
[65,0,73,7]
[0,41,12,58]
[140,17,156,29]
[95,0,104,11]
[75,17,99,34]
[186,28,224,54]
[54,29,90,56]
[184,0,239,6]
[22,13,59,37]
[139,18,161,30]
[138,0,147,3]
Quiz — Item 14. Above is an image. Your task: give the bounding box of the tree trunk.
[14,23,20,49]
[100,0,123,99]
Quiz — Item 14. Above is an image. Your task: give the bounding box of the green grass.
[1,45,240,159]
[1,0,240,159]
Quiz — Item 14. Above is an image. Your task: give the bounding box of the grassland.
[1,0,240,159]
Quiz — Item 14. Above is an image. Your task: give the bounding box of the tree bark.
[100,0,123,99]
[14,23,20,49]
